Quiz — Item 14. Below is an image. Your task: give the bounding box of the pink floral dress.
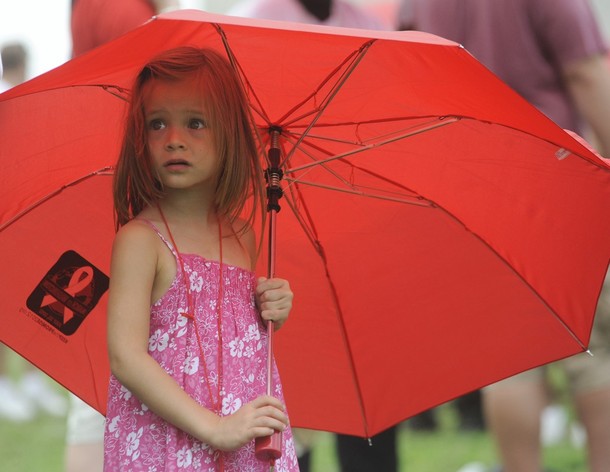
[104,222,298,471]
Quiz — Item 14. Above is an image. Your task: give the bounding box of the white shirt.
[228,0,385,30]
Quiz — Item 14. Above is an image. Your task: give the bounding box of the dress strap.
[155,205,225,434]
[137,219,179,259]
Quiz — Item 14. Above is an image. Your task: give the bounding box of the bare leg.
[483,378,547,472]
[64,393,105,472]
[573,387,610,472]
[0,344,35,422]
[65,442,104,472]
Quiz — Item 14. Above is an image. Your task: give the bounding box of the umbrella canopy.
[1,10,610,438]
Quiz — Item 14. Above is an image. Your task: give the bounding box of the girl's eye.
[149,119,165,131]
[189,119,206,130]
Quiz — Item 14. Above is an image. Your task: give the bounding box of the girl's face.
[144,77,220,193]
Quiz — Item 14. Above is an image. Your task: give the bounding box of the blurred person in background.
[0,42,27,91]
[0,41,69,423]
[398,1,610,471]
[71,0,180,57]
[229,0,385,29]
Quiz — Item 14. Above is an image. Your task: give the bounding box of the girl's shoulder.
[110,218,165,282]
[116,216,156,238]
[113,216,165,256]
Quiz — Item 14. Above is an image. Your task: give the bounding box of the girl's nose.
[165,127,186,150]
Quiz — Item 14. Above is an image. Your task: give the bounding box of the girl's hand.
[256,277,293,330]
[212,395,288,451]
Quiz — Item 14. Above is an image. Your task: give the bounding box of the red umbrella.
[1,10,610,438]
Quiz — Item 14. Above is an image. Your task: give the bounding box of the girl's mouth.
[164,159,190,169]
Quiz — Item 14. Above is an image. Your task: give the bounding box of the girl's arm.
[562,53,610,158]
[107,222,287,451]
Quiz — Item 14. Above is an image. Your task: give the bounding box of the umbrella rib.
[278,40,376,129]
[212,22,279,165]
[282,190,371,437]
[281,131,365,191]
[282,188,320,250]
[434,202,590,351]
[0,168,114,232]
[287,116,460,174]
[280,118,450,198]
[213,23,272,127]
[286,115,451,147]
[84,334,108,414]
[317,242,372,438]
[282,40,376,166]
[101,84,130,101]
[279,132,363,193]
[284,178,433,207]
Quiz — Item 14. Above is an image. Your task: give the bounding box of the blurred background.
[0,0,399,78]
[1,1,609,472]
[1,0,609,82]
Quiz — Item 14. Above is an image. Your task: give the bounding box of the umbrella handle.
[255,321,283,462]
[255,418,283,463]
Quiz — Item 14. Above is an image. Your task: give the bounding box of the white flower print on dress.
[247,324,263,352]
[229,337,245,358]
[222,393,242,415]
[207,370,219,389]
[183,353,200,375]
[119,384,133,401]
[107,415,120,438]
[149,329,169,352]
[176,445,193,468]
[189,271,203,292]
[246,324,260,342]
[176,311,188,337]
[241,357,261,385]
[126,427,143,460]
[244,344,256,358]
[135,403,149,416]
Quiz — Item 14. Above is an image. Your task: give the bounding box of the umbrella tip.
[586,349,594,357]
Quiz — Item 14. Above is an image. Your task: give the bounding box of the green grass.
[0,359,588,472]
[0,396,588,472]
[0,410,67,471]
[308,403,588,472]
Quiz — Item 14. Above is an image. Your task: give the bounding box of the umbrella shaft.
[266,209,278,395]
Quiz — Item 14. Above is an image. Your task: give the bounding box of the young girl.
[103,46,299,471]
